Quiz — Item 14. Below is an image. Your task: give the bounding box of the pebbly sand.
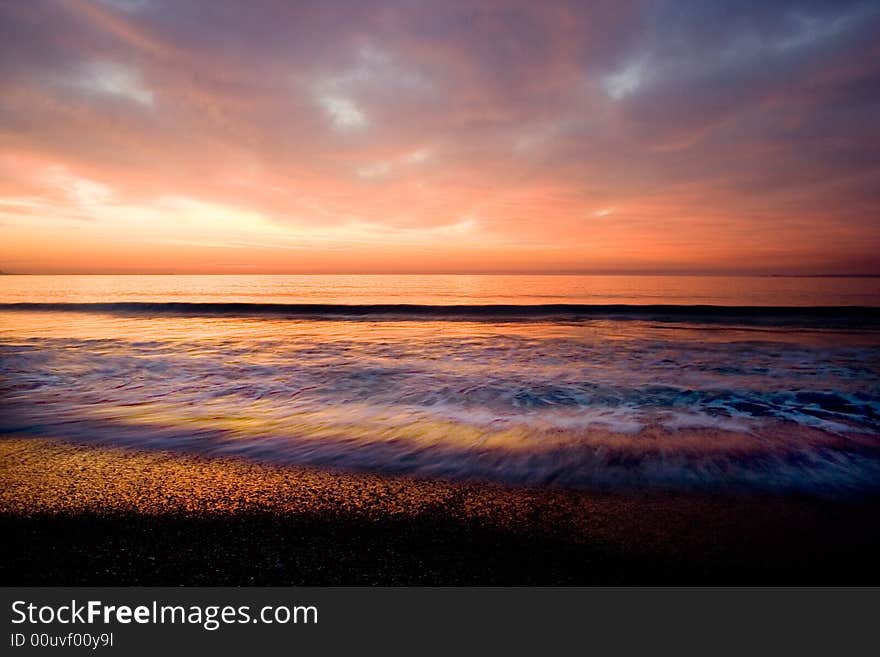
[2,436,878,585]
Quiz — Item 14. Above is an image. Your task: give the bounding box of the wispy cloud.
[61,61,154,106]
[315,93,367,130]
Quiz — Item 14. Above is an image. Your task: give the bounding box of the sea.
[2,274,879,495]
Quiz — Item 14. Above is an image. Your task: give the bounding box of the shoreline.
[2,436,879,585]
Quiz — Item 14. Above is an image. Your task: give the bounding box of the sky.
[1,0,879,275]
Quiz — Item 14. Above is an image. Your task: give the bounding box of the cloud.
[402,148,431,164]
[308,43,432,132]
[602,59,646,100]
[315,93,367,130]
[43,165,113,207]
[356,162,390,179]
[61,61,154,106]
[355,148,432,180]
[1,0,879,273]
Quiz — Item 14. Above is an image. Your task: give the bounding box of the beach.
[3,436,878,585]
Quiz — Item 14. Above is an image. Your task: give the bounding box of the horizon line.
[2,271,880,278]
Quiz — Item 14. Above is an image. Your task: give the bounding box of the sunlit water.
[2,275,879,494]
[2,274,879,305]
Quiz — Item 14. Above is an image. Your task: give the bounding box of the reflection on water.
[2,273,880,305]
[2,307,879,495]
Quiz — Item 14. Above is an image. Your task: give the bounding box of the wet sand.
[2,436,879,585]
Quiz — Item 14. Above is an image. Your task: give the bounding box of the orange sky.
[1,0,879,274]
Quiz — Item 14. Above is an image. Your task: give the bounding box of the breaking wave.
[2,302,879,328]
[1,306,879,495]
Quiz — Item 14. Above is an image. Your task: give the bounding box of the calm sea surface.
[2,275,879,494]
[1,274,878,305]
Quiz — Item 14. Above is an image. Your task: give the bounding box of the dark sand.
[2,436,878,585]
